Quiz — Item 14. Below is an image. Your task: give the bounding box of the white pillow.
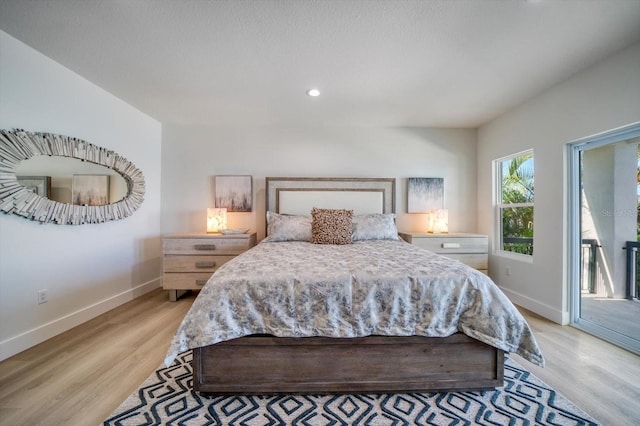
[352,213,400,241]
[263,211,312,242]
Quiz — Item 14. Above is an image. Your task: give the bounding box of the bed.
[165,177,544,395]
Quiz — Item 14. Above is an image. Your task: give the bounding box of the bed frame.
[192,177,504,395]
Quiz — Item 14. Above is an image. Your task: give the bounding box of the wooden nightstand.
[162,232,257,301]
[399,232,488,274]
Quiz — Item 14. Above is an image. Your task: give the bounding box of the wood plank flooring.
[512,307,640,426]
[0,288,638,426]
[0,289,194,426]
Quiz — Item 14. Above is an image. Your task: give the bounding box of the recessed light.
[306,88,320,97]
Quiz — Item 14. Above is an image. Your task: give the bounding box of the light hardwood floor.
[0,288,638,426]
[511,307,640,426]
[0,289,194,426]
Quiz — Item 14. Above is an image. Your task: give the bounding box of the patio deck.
[580,294,640,341]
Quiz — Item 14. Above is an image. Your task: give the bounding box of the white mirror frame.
[0,129,145,225]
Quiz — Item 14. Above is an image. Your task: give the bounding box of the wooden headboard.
[265,177,396,215]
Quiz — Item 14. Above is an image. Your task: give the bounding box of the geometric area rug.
[103,351,599,426]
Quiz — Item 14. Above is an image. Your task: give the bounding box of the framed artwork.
[215,175,253,212]
[407,177,444,213]
[17,176,51,198]
[72,174,110,206]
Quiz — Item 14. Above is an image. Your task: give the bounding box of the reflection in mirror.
[15,156,128,205]
[0,129,145,225]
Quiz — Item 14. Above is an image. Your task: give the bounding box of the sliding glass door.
[569,122,640,354]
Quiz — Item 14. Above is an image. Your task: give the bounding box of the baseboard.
[0,278,161,362]
[499,286,568,325]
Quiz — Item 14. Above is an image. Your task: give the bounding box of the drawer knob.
[194,244,216,251]
[442,243,461,249]
[195,279,208,286]
[195,261,216,268]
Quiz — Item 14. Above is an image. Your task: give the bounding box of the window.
[495,150,534,256]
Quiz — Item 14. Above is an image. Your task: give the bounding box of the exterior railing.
[502,237,533,255]
[503,238,639,298]
[581,239,600,294]
[625,241,639,300]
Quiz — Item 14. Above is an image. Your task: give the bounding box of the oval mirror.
[0,129,145,225]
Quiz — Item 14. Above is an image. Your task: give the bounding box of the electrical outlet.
[37,289,48,304]
[505,266,511,277]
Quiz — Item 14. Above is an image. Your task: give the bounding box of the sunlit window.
[495,150,534,256]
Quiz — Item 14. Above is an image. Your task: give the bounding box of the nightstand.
[162,232,257,301]
[399,232,488,274]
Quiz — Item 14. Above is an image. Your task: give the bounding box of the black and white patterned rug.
[104,351,598,425]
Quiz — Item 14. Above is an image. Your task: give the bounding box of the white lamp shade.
[207,208,227,233]
[426,209,448,234]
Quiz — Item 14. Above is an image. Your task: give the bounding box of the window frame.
[493,149,535,259]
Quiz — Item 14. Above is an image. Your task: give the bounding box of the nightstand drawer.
[410,236,488,254]
[163,238,250,255]
[163,255,235,273]
[163,273,213,290]
[162,232,257,301]
[399,232,488,272]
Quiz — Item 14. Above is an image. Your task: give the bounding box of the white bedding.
[165,239,544,367]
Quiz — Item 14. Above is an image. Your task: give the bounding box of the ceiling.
[1,0,640,128]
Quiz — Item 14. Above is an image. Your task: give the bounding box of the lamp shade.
[426,209,448,233]
[207,208,227,233]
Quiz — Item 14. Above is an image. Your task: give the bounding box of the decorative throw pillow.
[311,208,353,245]
[352,213,401,241]
[263,211,312,242]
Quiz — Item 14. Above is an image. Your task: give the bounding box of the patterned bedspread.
[165,240,544,367]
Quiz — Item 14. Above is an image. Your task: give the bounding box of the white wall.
[0,31,163,361]
[162,125,478,238]
[477,42,640,324]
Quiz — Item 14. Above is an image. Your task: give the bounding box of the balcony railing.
[502,237,533,255]
[625,241,639,300]
[581,239,600,294]
[503,238,639,299]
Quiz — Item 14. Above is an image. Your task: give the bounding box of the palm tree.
[502,152,534,204]
[501,153,534,253]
